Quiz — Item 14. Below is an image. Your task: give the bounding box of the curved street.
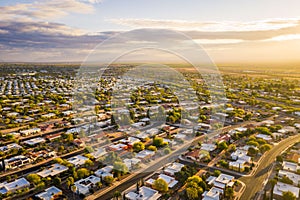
[239,134,300,200]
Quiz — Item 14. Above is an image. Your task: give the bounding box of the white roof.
[256,134,272,141]
[135,150,155,159]
[23,137,46,145]
[37,164,68,178]
[164,162,184,176]
[125,186,161,200]
[201,143,217,152]
[68,155,89,166]
[124,158,141,169]
[273,182,299,198]
[278,170,300,186]
[283,161,299,172]
[0,178,30,194]
[215,174,234,185]
[91,147,107,158]
[35,186,62,200]
[202,187,223,200]
[74,175,101,195]
[158,174,178,188]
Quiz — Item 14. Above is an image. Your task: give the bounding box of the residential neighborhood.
[0,64,298,200]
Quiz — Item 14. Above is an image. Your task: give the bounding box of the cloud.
[264,34,300,41]
[192,39,244,45]
[0,0,94,21]
[109,18,299,32]
[80,0,103,4]
[0,21,118,50]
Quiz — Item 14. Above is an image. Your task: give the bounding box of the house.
[3,155,31,170]
[135,150,155,160]
[20,127,41,136]
[278,170,300,186]
[124,158,141,170]
[260,120,274,126]
[273,182,299,199]
[95,166,113,179]
[90,147,107,160]
[37,164,68,178]
[201,143,217,152]
[0,178,30,194]
[278,126,297,134]
[229,160,246,172]
[45,133,61,141]
[282,161,299,172]
[0,143,22,153]
[163,162,184,176]
[231,150,251,162]
[67,155,89,167]
[212,174,235,189]
[255,134,272,142]
[135,133,150,141]
[35,186,62,200]
[125,186,161,200]
[74,175,101,195]
[73,139,85,147]
[23,137,46,146]
[202,187,223,200]
[119,137,141,147]
[146,174,178,189]
[107,143,128,151]
[41,113,56,118]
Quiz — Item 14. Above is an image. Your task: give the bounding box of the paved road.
[239,134,300,200]
[87,121,254,200]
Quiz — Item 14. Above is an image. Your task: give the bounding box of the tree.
[153,136,167,147]
[247,140,259,147]
[103,175,114,185]
[26,174,41,185]
[147,145,157,152]
[66,134,74,142]
[259,144,272,153]
[58,145,64,152]
[225,187,234,199]
[268,178,277,200]
[113,191,121,200]
[66,177,74,189]
[163,147,171,155]
[84,159,94,167]
[217,141,228,150]
[96,181,102,188]
[104,152,122,164]
[186,187,198,200]
[53,157,64,164]
[113,161,129,176]
[187,176,202,184]
[248,146,258,156]
[133,142,145,152]
[77,168,90,179]
[281,176,293,185]
[276,155,283,162]
[255,127,271,135]
[214,170,221,177]
[53,177,61,186]
[282,191,296,200]
[153,178,168,193]
[228,144,236,152]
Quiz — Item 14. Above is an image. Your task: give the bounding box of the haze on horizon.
[1,0,300,67]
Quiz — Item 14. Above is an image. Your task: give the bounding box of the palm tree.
[113,191,121,200]
[269,178,277,200]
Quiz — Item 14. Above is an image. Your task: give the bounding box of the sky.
[1,0,300,66]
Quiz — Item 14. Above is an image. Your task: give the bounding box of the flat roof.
[37,164,68,178]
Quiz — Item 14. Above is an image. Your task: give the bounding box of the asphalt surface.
[239,134,300,200]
